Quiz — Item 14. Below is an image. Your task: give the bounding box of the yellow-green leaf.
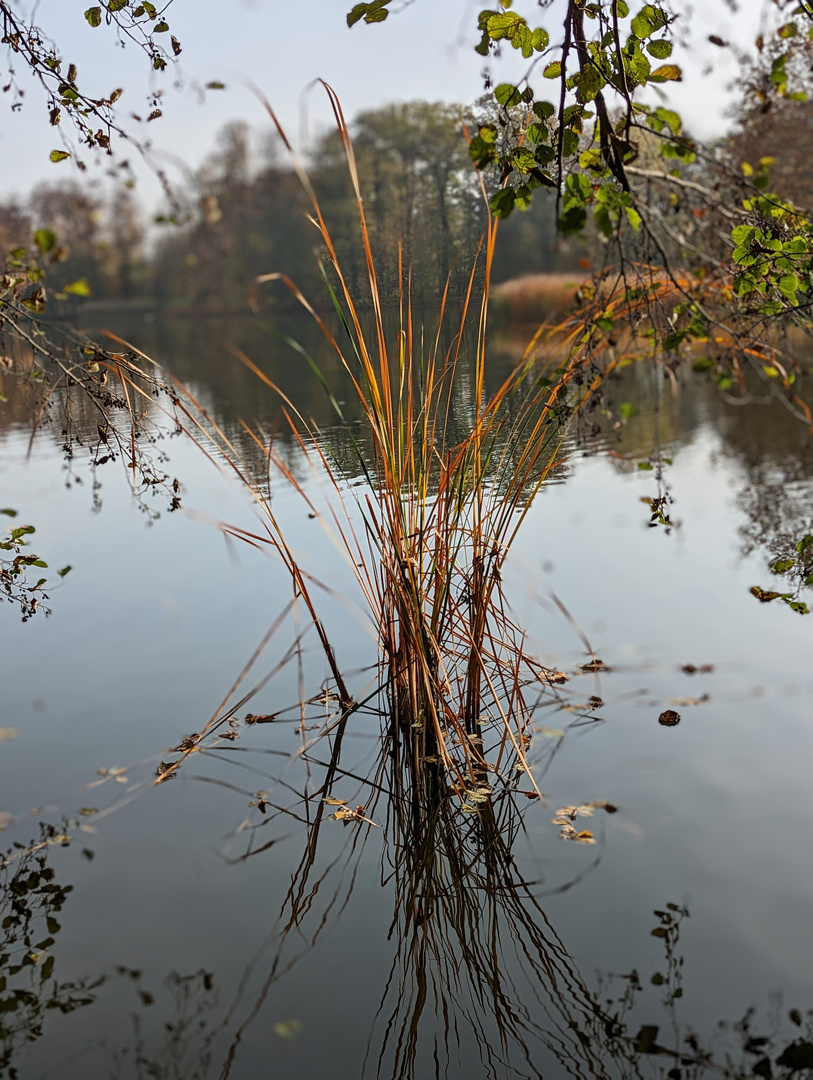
[649,64,682,82]
[63,278,92,297]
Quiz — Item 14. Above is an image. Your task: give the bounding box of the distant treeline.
[0,101,579,311]
[4,81,803,313]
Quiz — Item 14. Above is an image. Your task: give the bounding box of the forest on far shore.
[1,79,810,313]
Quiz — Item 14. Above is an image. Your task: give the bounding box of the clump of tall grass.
[109,85,617,801]
[228,84,628,803]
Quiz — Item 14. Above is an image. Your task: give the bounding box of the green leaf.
[692,356,713,372]
[153,20,169,31]
[783,599,810,615]
[206,81,226,90]
[624,205,642,230]
[57,565,72,578]
[531,28,549,51]
[797,534,813,554]
[62,278,92,297]
[84,6,102,27]
[561,128,580,156]
[619,402,637,419]
[0,509,18,518]
[49,150,70,163]
[490,188,517,219]
[654,106,681,133]
[771,559,795,574]
[647,39,672,59]
[34,228,56,255]
[631,12,654,38]
[731,224,755,246]
[778,273,799,302]
[494,83,522,107]
[533,101,555,120]
[543,61,562,79]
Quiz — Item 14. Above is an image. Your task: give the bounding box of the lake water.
[2,308,813,1079]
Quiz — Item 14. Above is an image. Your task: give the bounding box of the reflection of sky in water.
[2,348,813,1077]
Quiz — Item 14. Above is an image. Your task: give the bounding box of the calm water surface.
[2,310,813,1079]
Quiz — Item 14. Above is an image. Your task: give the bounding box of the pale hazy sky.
[0,0,780,210]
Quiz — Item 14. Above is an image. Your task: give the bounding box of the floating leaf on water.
[555,806,578,819]
[669,694,709,707]
[658,710,681,726]
[330,804,378,827]
[540,727,566,738]
[77,807,98,817]
[576,830,595,843]
[322,797,347,806]
[590,800,618,813]
[540,669,568,684]
[520,790,541,799]
[0,728,18,741]
[272,1018,303,1040]
[681,663,714,674]
[580,659,610,673]
[244,713,276,724]
[0,812,14,831]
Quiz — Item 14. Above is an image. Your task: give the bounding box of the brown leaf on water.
[0,728,18,742]
[540,669,569,685]
[559,823,578,840]
[331,804,379,827]
[520,790,541,799]
[682,663,714,674]
[576,830,595,844]
[668,694,709,707]
[590,799,618,813]
[244,713,277,724]
[658,709,681,726]
[555,806,578,819]
[322,797,347,806]
[580,659,610,673]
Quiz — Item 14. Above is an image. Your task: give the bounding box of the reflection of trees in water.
[715,392,813,609]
